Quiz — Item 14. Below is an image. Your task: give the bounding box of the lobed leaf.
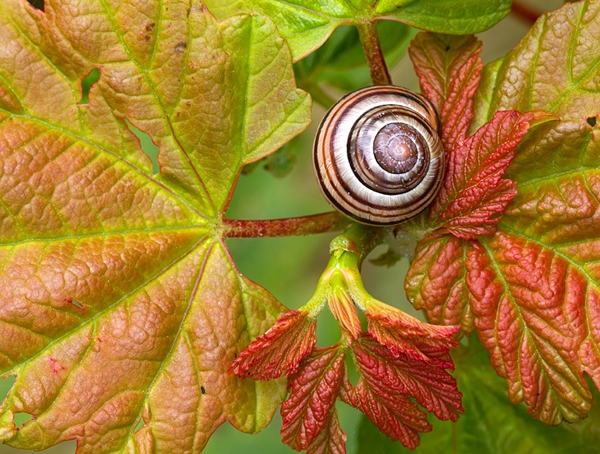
[0,0,311,452]
[281,347,346,453]
[204,0,512,62]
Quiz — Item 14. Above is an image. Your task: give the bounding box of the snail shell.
[313,85,445,225]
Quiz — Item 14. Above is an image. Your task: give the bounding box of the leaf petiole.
[356,20,392,85]
[222,211,347,237]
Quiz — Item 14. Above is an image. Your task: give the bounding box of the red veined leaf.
[304,410,345,454]
[351,335,463,423]
[229,309,317,380]
[409,33,483,151]
[341,378,430,450]
[365,300,459,368]
[429,110,551,239]
[281,346,346,453]
[467,234,593,424]
[405,235,473,333]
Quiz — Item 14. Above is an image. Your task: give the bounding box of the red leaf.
[405,235,474,333]
[305,411,345,454]
[351,336,463,423]
[229,309,316,380]
[281,347,346,453]
[429,111,548,239]
[409,33,483,151]
[365,300,459,369]
[342,379,430,449]
[467,234,592,423]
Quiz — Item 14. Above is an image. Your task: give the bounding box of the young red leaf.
[351,336,463,423]
[342,378,431,450]
[304,411,345,454]
[281,347,346,453]
[405,235,474,333]
[365,300,459,369]
[409,33,483,151]
[229,309,317,380]
[467,234,593,424]
[429,110,551,239]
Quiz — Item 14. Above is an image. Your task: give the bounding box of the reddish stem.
[511,1,542,24]
[356,21,392,85]
[223,212,348,238]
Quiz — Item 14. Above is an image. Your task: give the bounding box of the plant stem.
[223,212,348,238]
[511,1,542,24]
[356,21,392,85]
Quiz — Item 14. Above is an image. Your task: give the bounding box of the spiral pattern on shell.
[313,85,445,225]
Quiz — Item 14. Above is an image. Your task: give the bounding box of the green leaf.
[0,1,310,452]
[205,0,513,61]
[377,0,513,35]
[356,336,600,454]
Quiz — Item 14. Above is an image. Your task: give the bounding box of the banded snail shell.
[313,85,445,226]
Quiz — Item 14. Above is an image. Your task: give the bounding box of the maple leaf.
[406,1,600,425]
[0,1,311,452]
[280,346,346,453]
[229,310,317,380]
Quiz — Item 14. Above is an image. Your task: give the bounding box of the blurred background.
[0,0,567,453]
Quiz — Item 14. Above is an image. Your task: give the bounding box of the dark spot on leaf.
[79,68,100,105]
[125,119,160,174]
[145,22,156,32]
[145,35,151,43]
[445,45,450,51]
[587,116,597,127]
[175,42,187,54]
[26,0,44,11]
[201,386,206,394]
[186,101,191,107]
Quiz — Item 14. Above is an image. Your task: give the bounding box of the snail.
[313,85,445,226]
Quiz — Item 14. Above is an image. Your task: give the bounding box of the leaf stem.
[356,21,392,85]
[223,212,348,238]
[511,1,542,24]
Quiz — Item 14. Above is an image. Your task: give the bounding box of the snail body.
[313,85,445,225]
